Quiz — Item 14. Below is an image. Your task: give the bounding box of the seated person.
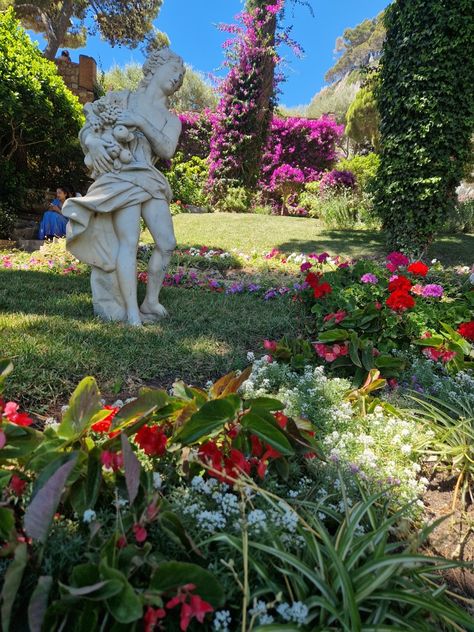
[37,187,72,239]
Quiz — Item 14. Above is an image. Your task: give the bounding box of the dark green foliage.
[10,0,163,60]
[325,11,386,84]
[0,10,86,205]
[374,0,474,254]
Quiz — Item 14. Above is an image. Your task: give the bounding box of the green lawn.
[1,213,472,414]
[170,213,474,265]
[0,269,301,412]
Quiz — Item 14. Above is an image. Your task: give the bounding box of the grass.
[169,213,474,266]
[1,213,472,413]
[0,269,301,412]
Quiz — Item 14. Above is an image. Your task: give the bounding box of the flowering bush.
[319,169,357,194]
[260,115,344,190]
[292,253,474,381]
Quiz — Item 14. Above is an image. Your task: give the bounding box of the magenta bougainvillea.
[260,116,344,190]
[207,2,284,199]
[319,169,356,193]
[177,112,213,160]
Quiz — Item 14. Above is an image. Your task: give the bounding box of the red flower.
[3,402,33,427]
[388,275,412,293]
[224,449,251,479]
[313,281,332,299]
[166,585,213,631]
[101,450,123,471]
[323,310,347,324]
[144,606,166,632]
[407,261,429,276]
[300,262,312,272]
[274,411,288,428]
[91,406,120,433]
[116,535,127,549]
[458,321,474,342]
[386,290,415,312]
[198,441,223,470]
[0,430,6,449]
[250,435,264,457]
[135,425,167,457]
[133,523,148,543]
[305,271,321,288]
[10,474,27,496]
[180,595,214,630]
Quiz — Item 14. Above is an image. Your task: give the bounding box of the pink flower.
[263,339,277,351]
[422,284,444,298]
[360,273,378,284]
[410,284,424,295]
[386,252,409,270]
[133,523,148,543]
[300,262,312,272]
[3,402,33,427]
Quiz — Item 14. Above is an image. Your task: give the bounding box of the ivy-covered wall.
[374,0,474,254]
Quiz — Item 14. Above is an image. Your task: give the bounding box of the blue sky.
[28,0,389,107]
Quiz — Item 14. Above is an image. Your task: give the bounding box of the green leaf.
[99,562,142,624]
[150,562,224,606]
[59,580,123,600]
[361,343,375,371]
[173,397,240,445]
[349,333,363,368]
[69,449,102,516]
[0,508,14,540]
[0,424,42,462]
[317,328,350,342]
[57,377,102,440]
[24,454,78,543]
[241,412,293,456]
[28,576,53,632]
[121,433,140,505]
[112,390,168,430]
[245,397,285,412]
[159,511,201,554]
[1,543,27,631]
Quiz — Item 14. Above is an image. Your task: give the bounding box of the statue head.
[140,48,185,97]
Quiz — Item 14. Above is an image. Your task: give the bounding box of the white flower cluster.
[241,361,352,430]
[213,610,232,631]
[187,247,231,259]
[322,408,428,510]
[276,601,309,625]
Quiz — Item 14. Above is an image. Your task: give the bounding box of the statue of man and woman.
[63,48,185,326]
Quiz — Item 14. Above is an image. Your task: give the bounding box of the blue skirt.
[38,211,68,239]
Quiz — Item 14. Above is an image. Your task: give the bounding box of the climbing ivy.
[374,0,474,254]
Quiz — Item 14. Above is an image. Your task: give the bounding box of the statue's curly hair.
[139,48,184,88]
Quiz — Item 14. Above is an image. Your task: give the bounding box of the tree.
[0,9,85,202]
[325,11,386,84]
[8,0,163,60]
[103,63,217,112]
[374,0,474,254]
[345,79,380,151]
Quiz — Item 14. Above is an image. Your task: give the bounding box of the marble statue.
[62,48,185,326]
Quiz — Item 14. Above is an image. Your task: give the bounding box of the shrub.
[320,169,356,194]
[374,0,474,254]
[178,111,213,160]
[260,116,344,190]
[0,202,15,238]
[442,199,474,234]
[214,186,251,213]
[0,10,86,204]
[336,152,380,192]
[165,153,209,208]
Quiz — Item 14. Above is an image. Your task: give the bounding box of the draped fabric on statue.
[62,164,172,272]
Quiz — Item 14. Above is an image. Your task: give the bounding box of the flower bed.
[1,359,473,631]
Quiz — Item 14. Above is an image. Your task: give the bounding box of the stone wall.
[55,55,97,104]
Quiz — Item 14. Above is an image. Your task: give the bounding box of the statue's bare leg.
[140,198,177,319]
[112,204,142,326]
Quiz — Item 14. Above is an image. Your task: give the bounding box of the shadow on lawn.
[275,230,474,266]
[275,229,384,258]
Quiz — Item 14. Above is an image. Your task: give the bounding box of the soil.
[423,469,474,601]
